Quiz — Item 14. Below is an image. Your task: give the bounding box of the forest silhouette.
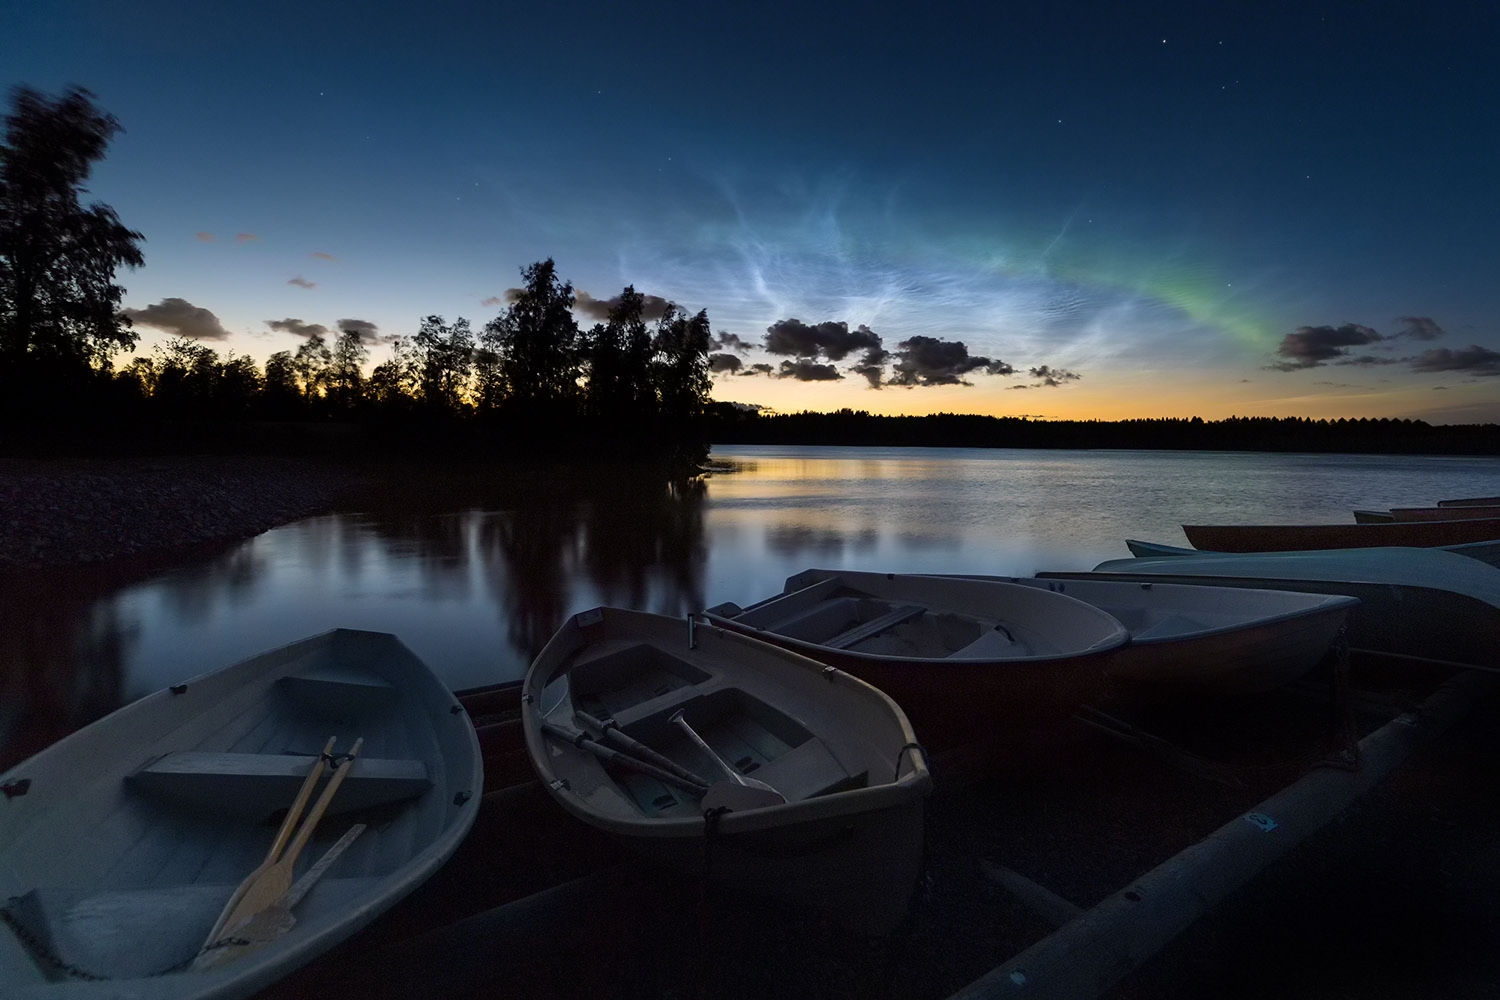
[2,85,1493,463]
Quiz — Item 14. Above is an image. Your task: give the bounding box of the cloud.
[709,353,743,373]
[124,298,231,341]
[481,296,506,307]
[741,363,775,376]
[573,289,673,322]
[288,276,317,289]
[235,233,256,243]
[715,331,754,355]
[1269,323,1383,370]
[310,251,337,261]
[1027,365,1082,386]
[763,319,882,362]
[1395,316,1444,341]
[887,335,1013,387]
[337,318,379,338]
[776,359,842,381]
[1408,345,1500,375]
[194,232,214,242]
[1333,355,1401,366]
[265,318,329,338]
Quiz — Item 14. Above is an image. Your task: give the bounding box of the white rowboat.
[0,629,482,999]
[522,607,932,934]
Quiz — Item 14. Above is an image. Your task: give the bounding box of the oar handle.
[541,722,707,796]
[283,738,364,864]
[266,736,337,863]
[575,711,712,789]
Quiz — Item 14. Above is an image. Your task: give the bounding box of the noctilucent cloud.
[7,0,1499,422]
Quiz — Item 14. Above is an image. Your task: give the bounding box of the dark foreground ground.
[3,456,1497,998]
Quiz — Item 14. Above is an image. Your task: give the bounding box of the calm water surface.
[4,446,1498,768]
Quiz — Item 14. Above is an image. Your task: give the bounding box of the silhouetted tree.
[367,336,420,415]
[326,326,369,414]
[581,286,645,425]
[292,333,331,406]
[411,315,474,416]
[652,305,713,461]
[486,259,581,420]
[262,350,303,418]
[0,86,144,413]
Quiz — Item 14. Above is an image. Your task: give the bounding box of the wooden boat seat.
[731,577,843,629]
[126,751,430,819]
[277,668,399,717]
[765,597,862,642]
[824,605,926,650]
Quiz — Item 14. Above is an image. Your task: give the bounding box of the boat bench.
[824,605,927,650]
[950,625,1020,658]
[126,751,431,820]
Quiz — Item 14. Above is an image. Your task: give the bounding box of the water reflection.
[5,446,1500,773]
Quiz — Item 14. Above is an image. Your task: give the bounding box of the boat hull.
[0,630,483,1000]
[1183,518,1500,552]
[1059,547,1500,671]
[522,607,932,934]
[704,569,1129,745]
[990,577,1357,694]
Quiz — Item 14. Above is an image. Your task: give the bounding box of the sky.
[5,0,1500,423]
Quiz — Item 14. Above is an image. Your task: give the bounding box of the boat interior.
[708,576,1045,659]
[540,638,873,820]
[2,656,451,984]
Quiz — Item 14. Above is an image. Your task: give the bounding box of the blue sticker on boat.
[1244,812,1278,832]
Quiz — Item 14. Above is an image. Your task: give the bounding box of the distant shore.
[0,455,369,572]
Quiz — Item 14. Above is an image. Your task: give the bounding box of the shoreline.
[0,455,371,573]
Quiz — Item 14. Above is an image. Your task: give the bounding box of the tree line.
[708,409,1500,456]
[0,86,713,464]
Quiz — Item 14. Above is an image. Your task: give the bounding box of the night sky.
[7,0,1499,422]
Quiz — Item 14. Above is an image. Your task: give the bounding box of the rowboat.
[522,606,933,934]
[702,569,1129,742]
[1387,505,1500,522]
[0,629,483,999]
[1182,517,1500,553]
[1126,536,1500,570]
[1052,547,1500,671]
[940,575,1359,694]
[1440,495,1500,507]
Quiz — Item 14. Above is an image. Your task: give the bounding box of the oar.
[668,710,786,811]
[200,736,336,951]
[205,737,364,944]
[574,710,713,789]
[193,822,367,970]
[540,722,708,795]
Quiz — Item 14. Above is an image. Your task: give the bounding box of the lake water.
[3,445,1498,769]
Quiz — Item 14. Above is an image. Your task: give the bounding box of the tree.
[485,259,581,418]
[0,86,144,409]
[292,333,331,404]
[326,326,370,414]
[411,315,474,415]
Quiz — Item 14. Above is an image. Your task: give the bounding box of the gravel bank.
[0,455,368,572]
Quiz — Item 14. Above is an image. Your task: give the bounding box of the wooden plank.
[824,605,927,650]
[127,752,430,819]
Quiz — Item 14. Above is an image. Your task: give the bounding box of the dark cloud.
[310,251,337,262]
[288,276,317,289]
[715,331,754,355]
[125,298,231,341]
[266,318,329,338]
[1408,345,1500,375]
[337,318,380,340]
[709,353,742,373]
[741,363,775,376]
[887,335,1008,387]
[1028,365,1081,386]
[764,319,882,361]
[776,359,842,381]
[1269,323,1383,370]
[1333,355,1401,366]
[194,232,214,242]
[481,296,506,307]
[1395,316,1444,341]
[574,289,672,321]
[235,233,256,243]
